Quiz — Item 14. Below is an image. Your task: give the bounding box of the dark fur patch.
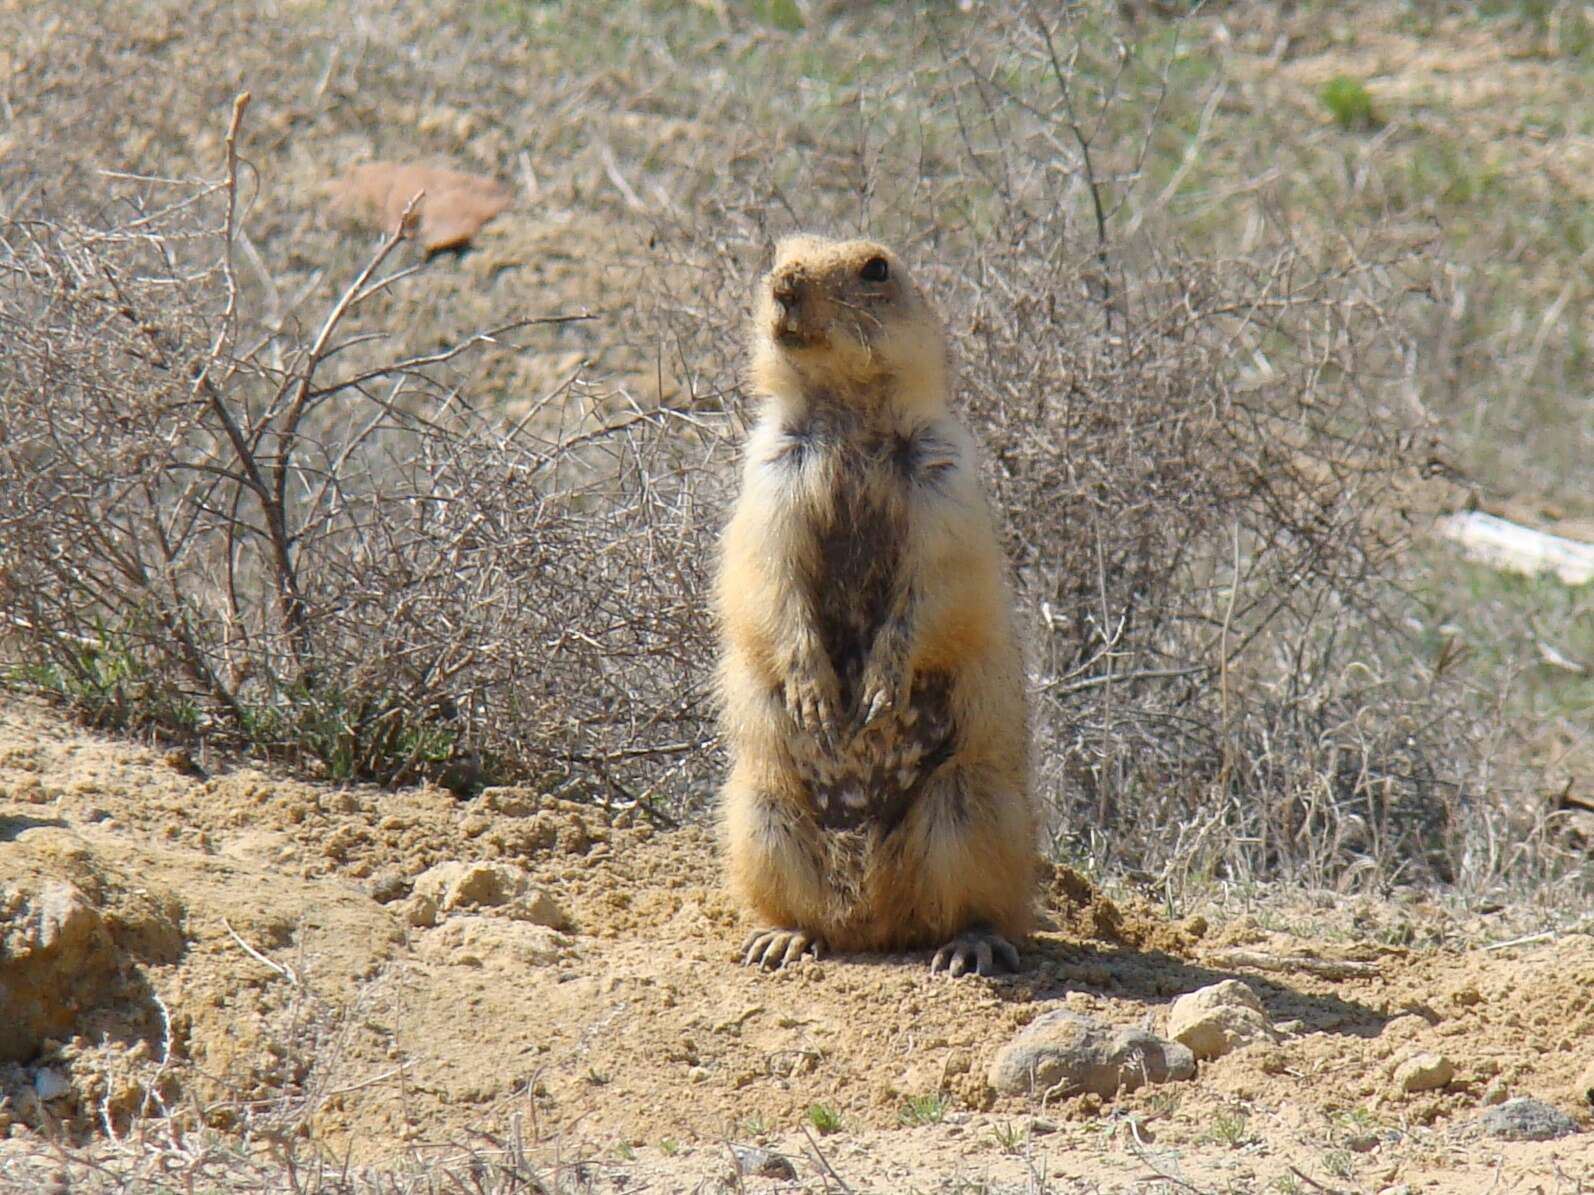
[782,404,910,705]
[811,483,900,703]
[809,671,956,834]
[900,428,960,493]
[776,406,964,838]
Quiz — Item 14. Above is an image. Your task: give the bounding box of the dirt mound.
[1,696,1591,1190]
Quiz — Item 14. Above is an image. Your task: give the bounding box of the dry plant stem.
[267,193,423,674]
[1201,949,1378,980]
[1027,2,1144,331]
[192,90,313,673]
[1288,1165,1354,1195]
[223,917,302,986]
[1482,930,1558,951]
[801,1126,856,1195]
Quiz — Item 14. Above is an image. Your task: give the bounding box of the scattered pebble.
[1478,1097,1579,1141]
[1167,979,1281,1061]
[32,1068,70,1101]
[988,1009,1195,1097]
[368,872,410,904]
[729,1145,796,1180]
[1393,1052,1454,1094]
[408,861,568,928]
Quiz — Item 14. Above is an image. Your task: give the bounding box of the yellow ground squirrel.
[717,234,1036,977]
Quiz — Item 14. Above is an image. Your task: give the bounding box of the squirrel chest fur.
[717,235,1036,977]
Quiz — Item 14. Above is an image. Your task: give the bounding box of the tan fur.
[717,235,1036,960]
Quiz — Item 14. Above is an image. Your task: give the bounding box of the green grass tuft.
[1319,74,1380,130]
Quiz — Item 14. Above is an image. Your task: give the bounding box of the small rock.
[1393,1052,1454,1094]
[0,879,120,1063]
[402,893,440,928]
[416,916,571,968]
[1578,1057,1594,1109]
[988,1009,1195,1098]
[413,861,523,910]
[1478,1097,1578,1141]
[1482,1078,1509,1106]
[730,1145,797,1180]
[32,1067,70,1101]
[505,888,569,929]
[323,791,358,815]
[479,787,541,817]
[406,862,569,929]
[1167,979,1281,1061]
[368,872,410,904]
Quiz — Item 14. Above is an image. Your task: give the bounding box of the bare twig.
[222,918,302,987]
[1202,948,1379,981]
[801,1126,857,1195]
[1288,1165,1354,1195]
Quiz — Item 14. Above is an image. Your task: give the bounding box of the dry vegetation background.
[1,0,1594,1190]
[3,0,1592,905]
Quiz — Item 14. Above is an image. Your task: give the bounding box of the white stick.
[1434,512,1594,586]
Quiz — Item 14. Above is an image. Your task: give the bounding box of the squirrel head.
[751,235,949,416]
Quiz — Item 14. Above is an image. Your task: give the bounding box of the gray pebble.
[33,1067,71,1101]
[368,872,411,904]
[989,1009,1196,1097]
[730,1145,797,1180]
[1478,1097,1578,1141]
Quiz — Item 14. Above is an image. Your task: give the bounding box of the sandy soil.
[0,696,1589,1192]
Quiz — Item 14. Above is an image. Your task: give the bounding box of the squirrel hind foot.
[740,928,825,970]
[929,926,1021,978]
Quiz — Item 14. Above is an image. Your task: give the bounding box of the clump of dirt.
[1,695,1591,1194]
[1045,863,1193,954]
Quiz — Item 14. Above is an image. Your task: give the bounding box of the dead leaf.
[327,161,512,253]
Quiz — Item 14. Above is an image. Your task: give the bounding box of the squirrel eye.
[859,256,890,283]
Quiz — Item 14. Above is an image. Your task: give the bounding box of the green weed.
[899,1093,949,1126]
[807,1103,842,1134]
[1319,74,1380,131]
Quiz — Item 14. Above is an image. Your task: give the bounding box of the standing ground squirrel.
[717,234,1036,977]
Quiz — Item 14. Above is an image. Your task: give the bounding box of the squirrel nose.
[773,280,800,314]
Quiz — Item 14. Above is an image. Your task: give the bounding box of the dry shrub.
[0,110,724,808]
